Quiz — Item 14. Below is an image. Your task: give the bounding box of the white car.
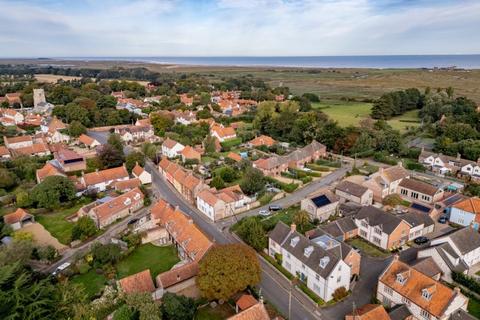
[259,210,271,217]
[302,167,312,172]
[52,262,71,276]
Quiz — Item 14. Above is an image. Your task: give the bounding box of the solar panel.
[312,195,331,208]
[443,194,464,206]
[411,202,431,213]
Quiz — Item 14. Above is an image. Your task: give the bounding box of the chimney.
[477,157,480,165]
[379,167,384,174]
[397,161,403,168]
[95,168,99,173]
[259,295,264,305]
[393,254,399,261]
[291,224,296,232]
[456,153,461,160]
[453,287,461,295]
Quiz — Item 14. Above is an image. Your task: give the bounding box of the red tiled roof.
[0,146,10,156]
[156,262,199,289]
[151,199,213,261]
[4,208,30,225]
[227,152,242,162]
[181,146,201,160]
[90,188,144,224]
[236,295,258,311]
[113,178,141,191]
[118,269,155,294]
[249,135,276,147]
[78,134,96,146]
[345,304,390,320]
[13,143,49,156]
[227,302,270,320]
[36,163,65,182]
[163,137,181,149]
[452,197,480,214]
[83,166,129,186]
[132,163,145,177]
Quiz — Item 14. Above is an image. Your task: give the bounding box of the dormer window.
[290,236,300,247]
[422,290,432,301]
[319,256,330,269]
[396,272,408,285]
[304,246,314,258]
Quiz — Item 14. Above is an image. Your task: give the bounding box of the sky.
[0,0,479,57]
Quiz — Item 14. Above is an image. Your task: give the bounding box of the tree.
[151,112,174,137]
[240,167,265,195]
[68,120,87,137]
[37,245,58,262]
[141,142,158,161]
[197,244,261,300]
[71,216,97,241]
[97,95,117,109]
[108,133,124,153]
[203,135,217,154]
[125,151,145,173]
[216,166,238,183]
[293,210,311,232]
[98,144,125,168]
[15,190,32,208]
[124,292,161,320]
[236,217,267,251]
[160,292,196,320]
[113,305,138,320]
[91,243,121,266]
[210,176,225,189]
[302,92,320,102]
[0,168,17,189]
[31,176,76,209]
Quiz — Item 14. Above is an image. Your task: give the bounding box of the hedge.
[452,271,480,294]
[316,159,341,168]
[261,252,293,280]
[297,282,325,305]
[306,164,330,172]
[220,137,242,149]
[265,177,299,193]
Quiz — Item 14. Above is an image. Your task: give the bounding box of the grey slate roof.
[355,206,404,234]
[399,212,435,228]
[318,217,357,239]
[447,227,480,255]
[411,257,442,278]
[449,309,477,320]
[270,222,342,279]
[336,180,369,198]
[338,202,363,217]
[399,178,439,196]
[388,304,412,320]
[306,227,355,260]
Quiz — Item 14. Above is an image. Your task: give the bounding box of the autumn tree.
[293,210,311,232]
[197,244,261,300]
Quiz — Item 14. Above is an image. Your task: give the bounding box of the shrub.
[274,253,283,264]
[77,261,91,274]
[333,287,349,301]
[452,272,480,294]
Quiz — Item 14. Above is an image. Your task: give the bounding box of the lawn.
[347,238,391,258]
[195,303,235,320]
[261,206,315,234]
[313,101,421,132]
[35,204,84,245]
[116,244,179,278]
[71,269,107,299]
[468,296,480,319]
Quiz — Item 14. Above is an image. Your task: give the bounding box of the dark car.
[438,216,448,224]
[414,236,429,245]
[269,205,282,211]
[127,218,139,225]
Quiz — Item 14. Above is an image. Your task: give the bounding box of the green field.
[116,244,179,278]
[313,101,421,132]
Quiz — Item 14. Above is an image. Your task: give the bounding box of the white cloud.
[0,0,478,57]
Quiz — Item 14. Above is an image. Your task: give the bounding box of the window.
[422,290,432,301]
[421,195,430,202]
[337,276,341,283]
[401,296,410,305]
[401,189,408,195]
[382,297,390,306]
[361,221,368,228]
[374,227,382,235]
[302,263,305,270]
[360,230,367,237]
[384,286,393,295]
[411,192,419,199]
[313,284,321,294]
[373,237,381,245]
[420,309,430,319]
[286,253,290,258]
[315,274,320,281]
[285,262,291,270]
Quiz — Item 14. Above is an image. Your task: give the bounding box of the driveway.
[22,223,68,252]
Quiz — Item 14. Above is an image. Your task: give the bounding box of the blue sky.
[0,0,479,57]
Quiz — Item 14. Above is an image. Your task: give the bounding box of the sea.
[61,55,480,69]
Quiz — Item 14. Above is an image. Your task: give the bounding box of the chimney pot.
[291,224,296,232]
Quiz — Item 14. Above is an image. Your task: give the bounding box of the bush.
[274,253,283,264]
[77,261,91,274]
[72,216,98,241]
[297,282,324,305]
[300,176,313,184]
[373,152,398,165]
[332,287,348,301]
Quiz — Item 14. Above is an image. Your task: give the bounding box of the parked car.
[438,216,448,224]
[414,236,429,245]
[266,187,281,193]
[259,210,271,217]
[302,167,312,172]
[269,205,282,211]
[52,262,71,276]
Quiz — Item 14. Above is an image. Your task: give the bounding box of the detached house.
[247,135,276,148]
[301,191,339,222]
[210,124,237,142]
[132,163,152,184]
[354,206,410,250]
[269,222,352,301]
[417,227,480,282]
[118,269,157,296]
[397,178,444,205]
[377,257,468,320]
[448,197,480,228]
[335,180,373,205]
[78,134,100,149]
[180,145,202,163]
[161,138,185,158]
[3,209,35,231]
